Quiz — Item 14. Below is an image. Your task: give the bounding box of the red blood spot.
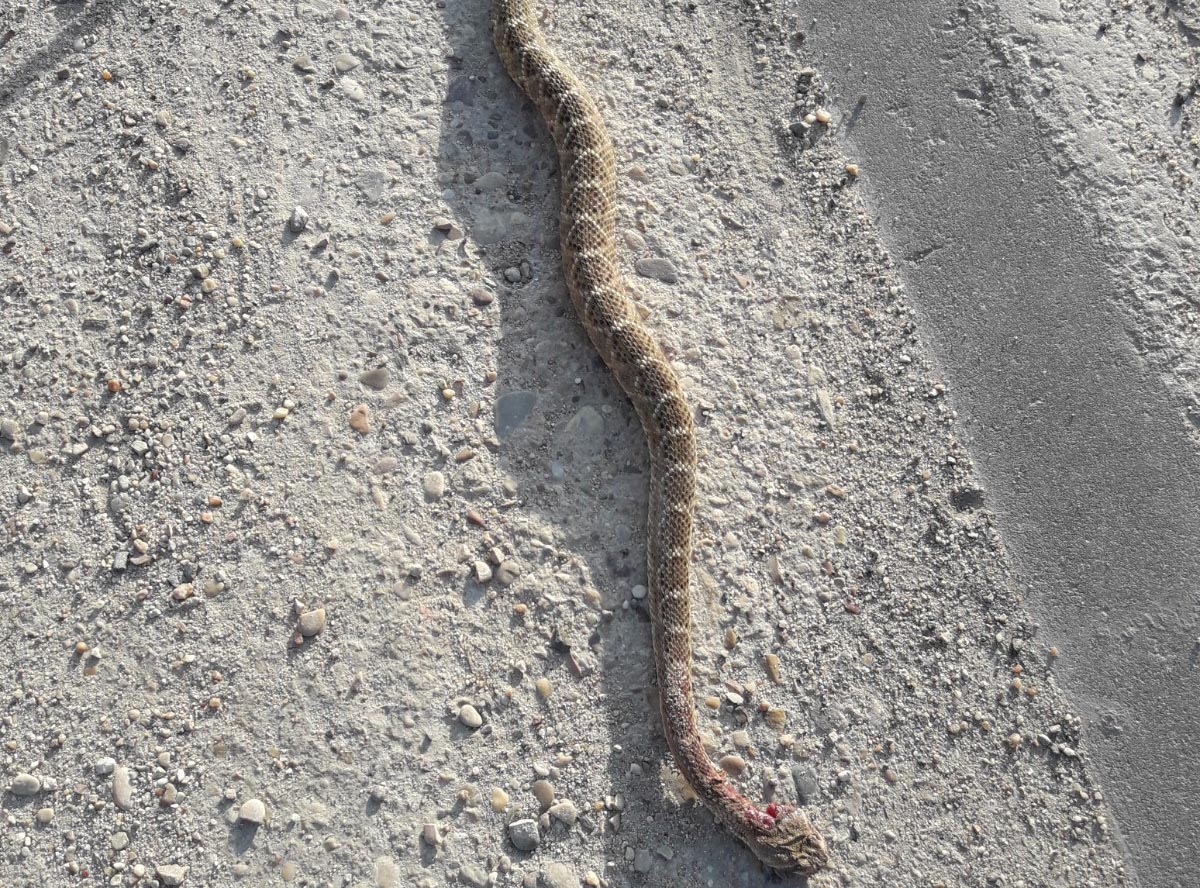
[765,802,779,819]
[745,807,775,830]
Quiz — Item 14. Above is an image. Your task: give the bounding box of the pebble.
[0,417,18,440]
[459,864,488,887]
[792,766,820,803]
[474,561,493,583]
[349,404,370,434]
[239,798,267,824]
[532,779,555,809]
[719,754,746,775]
[424,472,446,499]
[634,257,679,283]
[535,676,552,699]
[35,807,53,824]
[112,831,130,850]
[113,766,133,809]
[340,77,366,102]
[631,584,647,600]
[333,53,359,72]
[156,864,188,886]
[496,559,521,586]
[763,653,783,684]
[508,818,540,851]
[372,457,399,475]
[359,367,389,390]
[288,206,309,233]
[548,799,577,826]
[490,787,509,812]
[374,856,400,888]
[540,863,581,888]
[10,773,40,795]
[298,608,326,637]
[293,54,317,73]
[358,170,388,202]
[633,848,654,873]
[470,287,495,306]
[458,704,483,729]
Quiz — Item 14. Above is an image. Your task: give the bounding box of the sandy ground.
[0,1,1194,887]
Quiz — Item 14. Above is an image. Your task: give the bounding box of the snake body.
[491,0,827,874]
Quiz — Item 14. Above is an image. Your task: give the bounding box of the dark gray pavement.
[791,1,1200,885]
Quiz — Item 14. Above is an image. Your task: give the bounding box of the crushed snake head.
[743,803,830,874]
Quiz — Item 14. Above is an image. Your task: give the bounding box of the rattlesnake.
[492,0,828,874]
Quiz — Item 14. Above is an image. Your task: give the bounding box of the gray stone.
[633,848,654,873]
[495,560,521,587]
[359,367,389,390]
[634,257,679,283]
[548,799,577,827]
[356,169,388,202]
[540,862,581,888]
[288,206,309,233]
[156,864,188,886]
[10,773,40,795]
[792,765,820,804]
[423,472,446,500]
[459,864,488,887]
[373,856,399,888]
[508,818,540,851]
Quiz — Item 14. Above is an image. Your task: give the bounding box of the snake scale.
[492,0,828,874]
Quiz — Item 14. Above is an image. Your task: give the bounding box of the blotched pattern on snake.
[492,0,828,874]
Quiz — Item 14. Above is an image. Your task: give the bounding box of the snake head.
[745,803,828,876]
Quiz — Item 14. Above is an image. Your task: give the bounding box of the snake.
[491,0,828,875]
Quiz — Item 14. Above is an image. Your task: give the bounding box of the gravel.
[0,0,1172,885]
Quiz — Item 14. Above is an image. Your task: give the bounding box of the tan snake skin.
[492,0,827,874]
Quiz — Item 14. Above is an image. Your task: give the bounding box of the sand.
[0,0,1194,886]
